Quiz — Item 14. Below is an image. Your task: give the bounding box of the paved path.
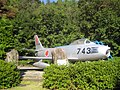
[18,67,44,81]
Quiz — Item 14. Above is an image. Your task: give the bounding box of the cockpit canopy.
[70,39,91,45]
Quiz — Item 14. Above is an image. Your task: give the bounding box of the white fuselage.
[36,43,110,61]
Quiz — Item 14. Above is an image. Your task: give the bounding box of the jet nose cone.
[106,49,110,57]
[98,46,110,59]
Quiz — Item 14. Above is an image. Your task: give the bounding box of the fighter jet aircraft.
[20,35,111,68]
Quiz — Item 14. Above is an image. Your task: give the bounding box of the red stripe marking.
[35,36,39,45]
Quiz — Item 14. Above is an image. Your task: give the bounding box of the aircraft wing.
[19,56,78,60]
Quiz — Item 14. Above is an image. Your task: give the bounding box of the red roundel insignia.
[45,50,49,57]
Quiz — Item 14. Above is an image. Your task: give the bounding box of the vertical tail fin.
[34,35,44,51]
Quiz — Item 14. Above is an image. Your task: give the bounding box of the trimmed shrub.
[43,65,72,90]
[43,58,120,90]
[0,60,21,89]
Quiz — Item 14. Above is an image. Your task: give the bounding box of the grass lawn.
[7,81,48,90]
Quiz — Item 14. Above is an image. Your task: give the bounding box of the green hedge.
[0,60,21,89]
[43,58,120,90]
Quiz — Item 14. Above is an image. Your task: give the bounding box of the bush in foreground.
[43,59,120,90]
[0,60,21,89]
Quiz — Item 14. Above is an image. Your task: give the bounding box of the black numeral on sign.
[86,47,91,54]
[82,48,85,54]
[77,48,81,54]
[77,47,91,54]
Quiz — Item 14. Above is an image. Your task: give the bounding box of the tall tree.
[78,0,120,56]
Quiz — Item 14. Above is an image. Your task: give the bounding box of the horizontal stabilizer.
[33,61,50,69]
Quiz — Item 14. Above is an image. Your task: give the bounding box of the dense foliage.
[43,58,120,90]
[0,0,120,59]
[0,17,15,59]
[0,60,21,89]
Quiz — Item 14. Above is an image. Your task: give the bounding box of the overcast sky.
[40,0,57,4]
